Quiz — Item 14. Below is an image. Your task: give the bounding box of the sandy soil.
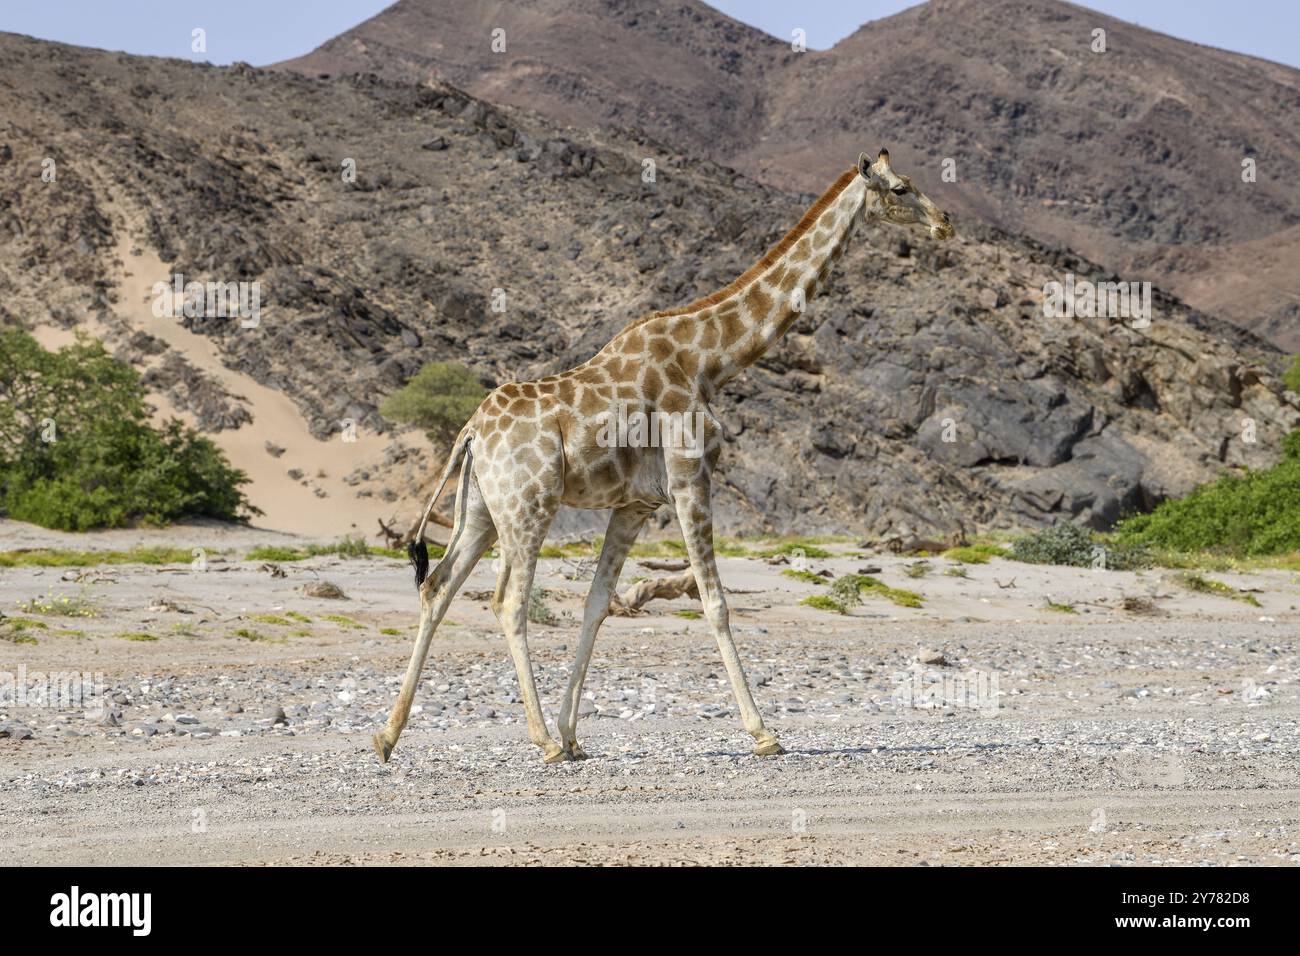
[32,225,433,537]
[1,518,1298,866]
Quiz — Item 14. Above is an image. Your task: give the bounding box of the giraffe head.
[858,148,954,240]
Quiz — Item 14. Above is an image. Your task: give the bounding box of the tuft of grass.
[251,614,293,626]
[800,594,848,614]
[1284,355,1300,395]
[234,627,282,642]
[1175,572,1262,606]
[3,617,49,631]
[674,609,702,620]
[379,627,403,635]
[17,590,99,617]
[1045,600,1078,614]
[903,561,932,578]
[944,565,970,579]
[759,540,833,559]
[245,545,304,562]
[118,631,158,641]
[245,536,409,563]
[626,535,843,561]
[283,611,312,623]
[320,614,363,629]
[0,546,199,568]
[629,539,688,559]
[0,617,44,643]
[539,539,598,558]
[527,585,554,625]
[943,545,1007,564]
[832,574,923,609]
[781,568,825,584]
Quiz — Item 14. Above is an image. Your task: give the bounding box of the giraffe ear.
[877,147,891,165]
[858,151,873,178]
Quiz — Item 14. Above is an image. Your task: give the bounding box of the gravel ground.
[2,521,1298,866]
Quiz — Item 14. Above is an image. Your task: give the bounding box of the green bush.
[1114,432,1300,556]
[0,329,256,530]
[1011,522,1149,569]
[1282,355,1300,395]
[1010,523,1096,567]
[380,361,486,448]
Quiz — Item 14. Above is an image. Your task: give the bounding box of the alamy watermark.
[152,273,261,328]
[1043,272,1150,328]
[889,664,999,717]
[0,664,106,718]
[595,401,707,459]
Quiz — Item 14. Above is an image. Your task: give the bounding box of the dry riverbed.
[2,519,1298,866]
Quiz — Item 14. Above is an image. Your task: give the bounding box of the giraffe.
[374,148,954,764]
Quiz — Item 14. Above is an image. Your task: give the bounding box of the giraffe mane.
[642,166,859,322]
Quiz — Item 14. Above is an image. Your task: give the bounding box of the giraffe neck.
[691,170,867,392]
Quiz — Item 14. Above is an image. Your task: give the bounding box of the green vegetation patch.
[234,627,284,642]
[0,546,199,568]
[781,568,826,585]
[527,585,554,625]
[246,536,404,563]
[800,594,847,614]
[1011,523,1150,570]
[320,614,363,629]
[17,591,99,617]
[942,544,1008,564]
[1114,430,1300,557]
[0,329,256,530]
[1174,572,1261,606]
[831,574,923,609]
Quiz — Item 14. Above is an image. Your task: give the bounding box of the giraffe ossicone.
[374,149,955,765]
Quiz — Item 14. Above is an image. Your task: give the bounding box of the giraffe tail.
[408,429,472,589]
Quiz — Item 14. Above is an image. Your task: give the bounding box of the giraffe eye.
[891,185,908,196]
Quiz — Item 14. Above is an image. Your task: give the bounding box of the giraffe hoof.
[373,733,394,764]
[564,742,589,761]
[754,737,785,757]
[542,744,572,764]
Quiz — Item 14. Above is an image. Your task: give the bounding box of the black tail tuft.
[408,539,430,589]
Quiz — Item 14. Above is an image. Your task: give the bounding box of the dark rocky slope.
[1,32,1295,538]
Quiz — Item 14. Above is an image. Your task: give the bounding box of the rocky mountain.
[277,0,1300,350]
[0,31,1296,539]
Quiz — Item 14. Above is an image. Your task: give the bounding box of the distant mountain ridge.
[276,0,1300,349]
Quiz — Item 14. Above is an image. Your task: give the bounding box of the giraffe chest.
[560,444,671,511]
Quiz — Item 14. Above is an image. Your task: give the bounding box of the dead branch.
[608,571,699,617]
[637,558,689,572]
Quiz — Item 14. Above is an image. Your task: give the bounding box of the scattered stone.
[302,581,347,599]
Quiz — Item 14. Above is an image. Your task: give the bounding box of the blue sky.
[0,1,1295,69]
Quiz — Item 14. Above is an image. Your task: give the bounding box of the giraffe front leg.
[558,505,652,759]
[671,481,784,757]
